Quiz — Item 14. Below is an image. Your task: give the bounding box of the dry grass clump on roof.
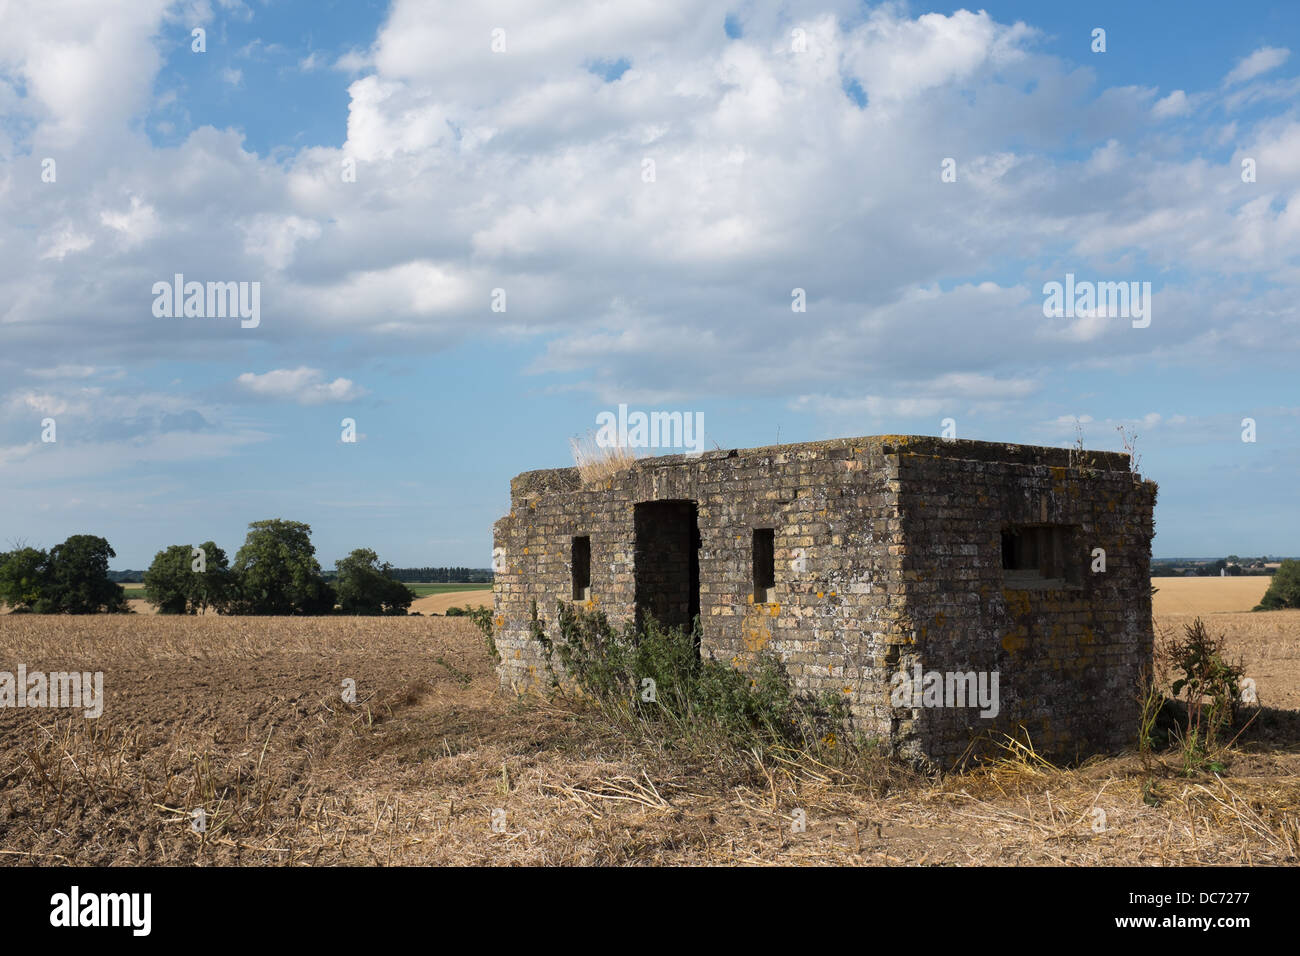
[569,430,638,484]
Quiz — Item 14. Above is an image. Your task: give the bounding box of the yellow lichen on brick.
[1003,589,1032,617]
[1001,628,1028,653]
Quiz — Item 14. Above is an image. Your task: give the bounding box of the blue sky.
[1,0,1298,568]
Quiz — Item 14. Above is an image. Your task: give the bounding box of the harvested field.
[1,612,1296,866]
[1156,610,1300,711]
[410,589,491,616]
[1152,576,1299,709]
[1152,576,1272,616]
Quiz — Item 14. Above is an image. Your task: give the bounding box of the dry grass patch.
[1,614,1297,865]
[569,431,637,485]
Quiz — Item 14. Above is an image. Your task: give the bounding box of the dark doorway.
[634,500,701,631]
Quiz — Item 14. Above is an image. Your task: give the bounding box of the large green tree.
[37,535,128,614]
[230,520,334,615]
[143,541,235,614]
[143,545,191,614]
[0,546,49,611]
[1256,559,1300,610]
[334,548,416,615]
[191,541,235,614]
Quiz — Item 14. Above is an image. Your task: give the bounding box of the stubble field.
[0,580,1296,866]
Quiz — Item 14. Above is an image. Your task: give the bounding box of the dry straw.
[569,430,637,484]
[1,613,1296,865]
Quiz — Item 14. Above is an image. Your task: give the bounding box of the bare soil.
[1,610,1296,866]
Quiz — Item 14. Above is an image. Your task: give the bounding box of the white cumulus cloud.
[235,367,367,405]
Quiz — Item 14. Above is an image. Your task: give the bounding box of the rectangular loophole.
[1001,524,1079,588]
[572,535,591,600]
[753,528,775,603]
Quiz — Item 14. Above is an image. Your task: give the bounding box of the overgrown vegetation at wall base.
[524,600,852,759]
[1142,616,1252,777]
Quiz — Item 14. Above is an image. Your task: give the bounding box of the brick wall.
[893,444,1156,764]
[492,436,1155,767]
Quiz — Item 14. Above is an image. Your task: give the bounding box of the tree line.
[104,565,493,584]
[0,519,456,616]
[1152,556,1290,577]
[344,566,493,584]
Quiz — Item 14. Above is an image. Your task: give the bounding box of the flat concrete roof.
[511,435,1139,495]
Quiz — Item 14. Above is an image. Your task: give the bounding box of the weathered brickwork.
[492,435,1156,768]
